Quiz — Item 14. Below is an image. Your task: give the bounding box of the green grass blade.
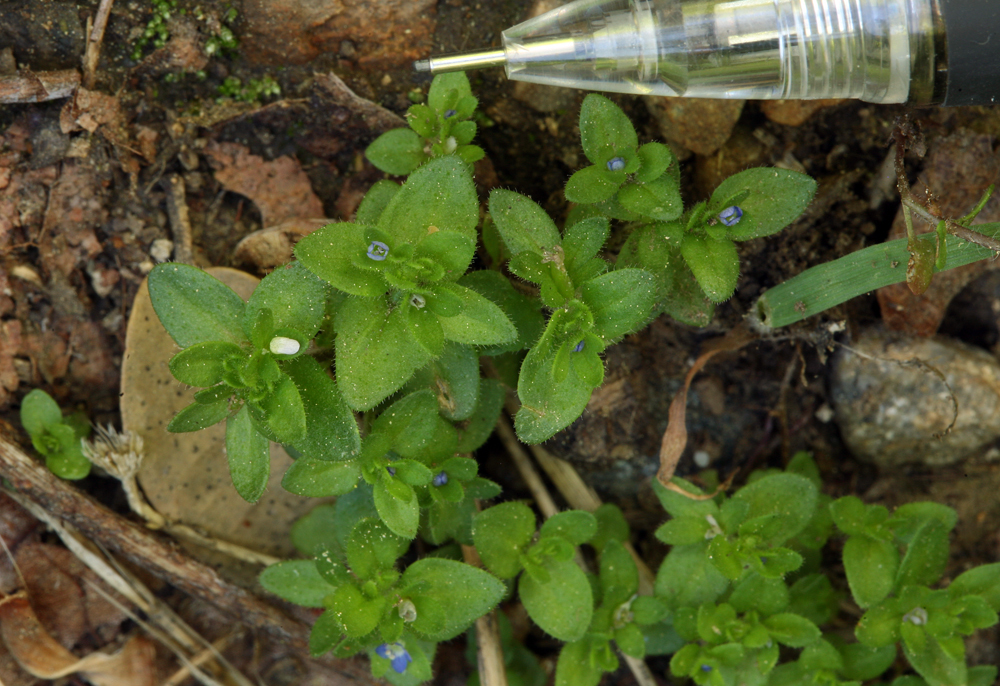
[752,224,1000,329]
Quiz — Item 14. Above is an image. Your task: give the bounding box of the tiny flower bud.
[572,340,585,353]
[903,607,928,625]
[269,336,300,355]
[444,109,457,118]
[606,156,626,172]
[444,136,458,153]
[386,466,396,477]
[717,205,743,226]
[432,472,448,487]
[410,294,426,308]
[398,599,417,622]
[367,241,390,261]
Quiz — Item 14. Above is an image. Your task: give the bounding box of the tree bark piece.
[0,70,80,103]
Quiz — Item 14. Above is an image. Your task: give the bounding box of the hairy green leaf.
[259,560,334,607]
[402,558,505,641]
[148,263,247,347]
[707,167,816,241]
[226,405,270,503]
[366,128,427,176]
[488,189,561,257]
[520,558,593,642]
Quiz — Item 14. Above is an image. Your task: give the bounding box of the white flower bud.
[269,336,300,355]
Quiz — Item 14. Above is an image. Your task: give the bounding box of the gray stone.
[830,329,1000,468]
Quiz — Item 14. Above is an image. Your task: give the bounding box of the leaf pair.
[19,389,91,480]
[565,94,682,222]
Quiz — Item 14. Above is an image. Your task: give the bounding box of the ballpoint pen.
[415,0,999,106]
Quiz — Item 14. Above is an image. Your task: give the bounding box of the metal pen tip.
[411,49,507,75]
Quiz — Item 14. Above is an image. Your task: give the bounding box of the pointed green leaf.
[488,189,561,257]
[434,283,517,346]
[167,399,230,433]
[259,560,335,607]
[374,476,420,539]
[565,164,619,204]
[226,405,270,503]
[681,234,740,303]
[283,355,361,461]
[707,167,816,241]
[365,128,427,176]
[378,156,478,244]
[334,296,432,410]
[282,458,360,497]
[618,177,683,222]
[896,518,949,589]
[655,544,729,609]
[259,374,307,444]
[520,558,593,642]
[580,268,657,343]
[578,94,637,165]
[556,640,604,686]
[168,341,244,387]
[541,510,597,546]
[459,270,544,355]
[843,536,899,608]
[402,558,505,641]
[355,179,401,226]
[294,222,390,297]
[148,263,247,347]
[243,261,328,342]
[635,142,674,183]
[414,229,476,281]
[472,501,536,578]
[456,378,505,453]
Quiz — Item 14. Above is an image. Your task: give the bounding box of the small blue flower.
[444,109,457,118]
[572,340,585,353]
[717,205,743,226]
[700,664,713,672]
[606,156,626,172]
[376,642,413,674]
[386,466,396,477]
[433,471,448,487]
[367,241,390,261]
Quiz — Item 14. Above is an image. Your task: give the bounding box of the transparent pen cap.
[499,0,938,103]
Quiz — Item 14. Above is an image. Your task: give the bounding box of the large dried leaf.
[122,267,323,566]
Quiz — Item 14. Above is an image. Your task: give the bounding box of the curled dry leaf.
[0,593,154,685]
[657,325,756,497]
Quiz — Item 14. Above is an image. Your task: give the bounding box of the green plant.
[132,1,240,64]
[216,75,281,103]
[656,455,1000,686]
[142,75,830,683]
[19,389,91,480]
[365,73,485,175]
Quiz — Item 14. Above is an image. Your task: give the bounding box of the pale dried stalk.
[7,490,247,686]
[496,416,657,686]
[529,445,655,596]
[164,174,195,264]
[83,0,115,88]
[84,426,280,566]
[462,543,508,686]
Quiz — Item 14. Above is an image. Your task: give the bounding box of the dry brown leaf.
[122,268,326,572]
[657,325,756,497]
[0,593,153,685]
[232,218,330,271]
[204,141,324,228]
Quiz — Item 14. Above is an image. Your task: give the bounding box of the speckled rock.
[643,97,744,156]
[830,329,1000,468]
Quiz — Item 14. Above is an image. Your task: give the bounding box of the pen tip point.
[413,59,431,73]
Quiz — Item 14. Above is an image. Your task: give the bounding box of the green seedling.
[19,389,91,480]
[216,75,280,103]
[365,72,485,175]
[655,454,1000,686]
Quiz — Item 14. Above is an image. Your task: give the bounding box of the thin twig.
[164,174,195,264]
[84,0,115,89]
